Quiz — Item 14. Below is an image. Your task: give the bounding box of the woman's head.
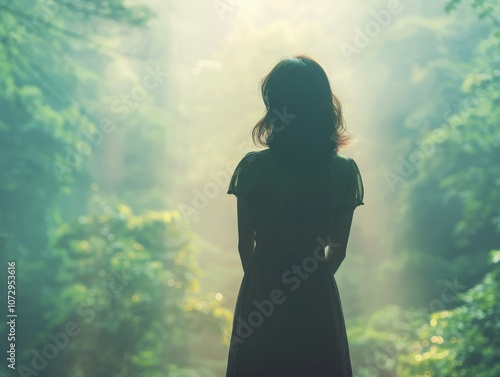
[252,55,349,167]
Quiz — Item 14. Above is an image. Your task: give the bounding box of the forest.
[0,0,499,376]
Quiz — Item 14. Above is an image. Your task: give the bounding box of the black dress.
[225,149,364,377]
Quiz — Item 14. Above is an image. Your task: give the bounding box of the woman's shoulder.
[240,149,271,163]
[231,150,271,179]
[330,153,354,166]
[242,150,356,170]
[249,149,271,157]
[330,153,362,177]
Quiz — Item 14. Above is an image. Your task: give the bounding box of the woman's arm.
[237,197,256,273]
[326,209,355,276]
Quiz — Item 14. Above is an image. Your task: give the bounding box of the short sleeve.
[227,152,260,199]
[338,157,364,211]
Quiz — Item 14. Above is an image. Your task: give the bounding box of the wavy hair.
[252,55,349,167]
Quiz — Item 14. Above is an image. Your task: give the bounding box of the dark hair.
[252,55,349,169]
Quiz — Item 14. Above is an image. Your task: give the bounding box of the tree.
[398,249,500,377]
[0,2,167,375]
[394,0,500,306]
[15,204,230,376]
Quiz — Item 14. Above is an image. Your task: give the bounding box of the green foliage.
[349,250,500,377]
[398,250,500,377]
[348,305,409,377]
[394,0,500,305]
[42,204,231,376]
[0,3,161,376]
[0,2,232,375]
[0,0,154,193]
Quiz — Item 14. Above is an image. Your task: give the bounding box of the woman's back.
[228,149,363,259]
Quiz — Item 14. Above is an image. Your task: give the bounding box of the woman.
[225,55,364,377]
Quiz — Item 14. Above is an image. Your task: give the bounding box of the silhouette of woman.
[225,55,364,377]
